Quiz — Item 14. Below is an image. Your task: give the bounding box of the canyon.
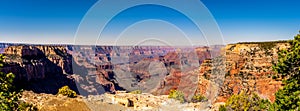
[1,44,76,94]
[0,41,288,109]
[197,41,289,102]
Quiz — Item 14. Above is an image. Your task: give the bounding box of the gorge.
[0,41,288,109]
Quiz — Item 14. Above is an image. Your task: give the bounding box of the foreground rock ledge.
[22,91,216,111]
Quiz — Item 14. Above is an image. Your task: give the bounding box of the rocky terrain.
[21,91,132,111]
[21,90,212,111]
[0,44,216,95]
[196,41,289,103]
[1,45,77,94]
[222,42,289,102]
[70,45,216,97]
[0,41,290,110]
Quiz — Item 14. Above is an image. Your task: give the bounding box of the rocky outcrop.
[2,45,72,81]
[223,42,288,102]
[89,91,208,110]
[196,42,289,103]
[1,42,287,104]
[71,46,214,96]
[4,45,72,74]
[1,45,77,94]
[22,91,91,111]
[22,90,211,111]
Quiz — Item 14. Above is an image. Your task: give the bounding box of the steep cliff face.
[1,42,286,103]
[5,45,72,73]
[3,45,73,80]
[197,42,289,102]
[223,43,288,102]
[152,47,212,97]
[71,46,214,96]
[1,45,76,94]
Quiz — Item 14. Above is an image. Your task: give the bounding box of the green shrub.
[191,94,207,103]
[58,86,77,98]
[168,90,185,103]
[129,90,142,94]
[17,102,38,111]
[219,105,227,111]
[220,91,272,111]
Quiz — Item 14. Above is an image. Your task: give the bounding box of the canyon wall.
[197,42,289,102]
[3,45,73,80]
[71,46,214,96]
[1,45,76,94]
[0,42,289,103]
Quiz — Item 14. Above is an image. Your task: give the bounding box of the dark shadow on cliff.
[3,45,79,95]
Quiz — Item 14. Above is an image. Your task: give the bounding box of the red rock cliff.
[1,45,76,94]
[197,42,289,102]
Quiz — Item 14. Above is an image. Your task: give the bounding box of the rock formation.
[0,41,288,104]
[70,45,214,97]
[1,45,77,94]
[196,42,289,103]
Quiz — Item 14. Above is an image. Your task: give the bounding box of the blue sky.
[202,0,300,43]
[97,4,204,46]
[0,0,299,45]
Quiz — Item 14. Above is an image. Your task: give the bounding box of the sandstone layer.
[1,45,77,94]
[0,42,288,103]
[196,42,289,102]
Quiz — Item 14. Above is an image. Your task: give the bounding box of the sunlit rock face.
[72,45,216,97]
[0,42,288,103]
[196,42,289,103]
[0,43,222,98]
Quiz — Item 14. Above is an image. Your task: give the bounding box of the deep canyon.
[0,41,288,105]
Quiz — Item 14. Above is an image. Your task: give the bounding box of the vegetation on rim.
[191,93,208,103]
[57,85,77,98]
[219,91,273,111]
[129,90,142,94]
[168,90,185,103]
